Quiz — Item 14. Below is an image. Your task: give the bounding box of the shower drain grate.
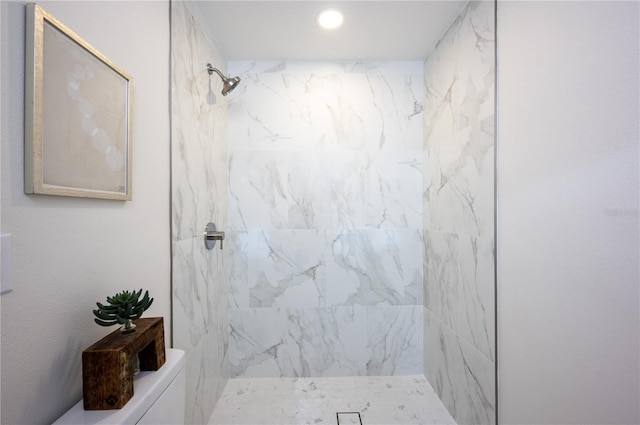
[336,412,363,425]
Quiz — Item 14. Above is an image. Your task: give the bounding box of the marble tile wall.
[227,61,425,378]
[422,1,496,424]
[171,1,229,423]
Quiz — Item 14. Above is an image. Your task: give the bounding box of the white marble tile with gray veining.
[230,227,423,310]
[423,230,459,328]
[226,230,249,309]
[367,305,423,376]
[171,2,230,423]
[230,150,370,231]
[171,1,228,138]
[228,62,423,153]
[286,306,367,377]
[456,234,495,361]
[172,237,226,350]
[229,61,426,77]
[424,309,494,425]
[248,230,327,308]
[423,230,494,361]
[186,334,229,425]
[230,148,424,232]
[423,0,495,239]
[366,151,423,229]
[366,305,423,376]
[172,117,228,242]
[327,229,423,306]
[228,151,289,231]
[229,150,366,231]
[312,151,370,230]
[172,234,229,423]
[422,1,495,423]
[229,305,424,379]
[229,308,292,378]
[172,2,228,243]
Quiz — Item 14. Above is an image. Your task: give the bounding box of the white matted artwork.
[25,3,132,200]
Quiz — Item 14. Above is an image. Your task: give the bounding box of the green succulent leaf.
[92,309,116,321]
[94,318,117,327]
[96,302,118,311]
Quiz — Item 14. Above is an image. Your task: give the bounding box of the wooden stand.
[82,317,166,410]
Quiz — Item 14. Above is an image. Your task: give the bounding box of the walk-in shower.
[171,1,496,424]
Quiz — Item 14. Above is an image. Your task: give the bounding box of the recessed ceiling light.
[317,9,344,30]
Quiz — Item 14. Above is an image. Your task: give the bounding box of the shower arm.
[207,63,226,80]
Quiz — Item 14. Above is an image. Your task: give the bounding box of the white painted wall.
[0,2,171,424]
[497,1,639,424]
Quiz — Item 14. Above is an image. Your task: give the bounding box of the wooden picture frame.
[25,3,133,200]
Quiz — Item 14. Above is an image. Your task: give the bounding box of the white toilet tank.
[53,348,186,425]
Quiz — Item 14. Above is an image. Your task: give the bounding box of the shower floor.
[208,375,456,425]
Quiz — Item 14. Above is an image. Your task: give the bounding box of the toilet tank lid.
[52,348,186,425]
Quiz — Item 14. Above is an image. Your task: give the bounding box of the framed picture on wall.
[24,3,133,200]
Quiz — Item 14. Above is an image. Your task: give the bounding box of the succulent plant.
[93,289,154,333]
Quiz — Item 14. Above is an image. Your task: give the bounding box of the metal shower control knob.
[204,222,225,250]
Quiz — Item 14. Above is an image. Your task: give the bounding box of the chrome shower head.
[206,63,241,96]
[221,75,241,96]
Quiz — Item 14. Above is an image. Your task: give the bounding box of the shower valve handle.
[204,222,225,250]
[206,231,225,249]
